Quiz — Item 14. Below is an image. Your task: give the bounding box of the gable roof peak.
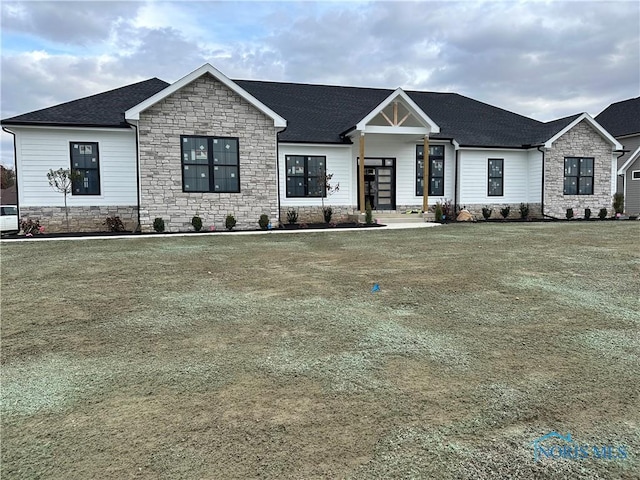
[542,112,623,150]
[125,63,287,128]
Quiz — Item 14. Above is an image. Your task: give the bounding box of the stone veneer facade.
[138,73,279,232]
[19,205,138,233]
[544,121,613,218]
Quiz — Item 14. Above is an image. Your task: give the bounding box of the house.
[1,184,17,205]
[595,97,640,215]
[1,64,623,232]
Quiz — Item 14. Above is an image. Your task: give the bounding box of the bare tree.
[47,168,80,231]
[320,168,339,223]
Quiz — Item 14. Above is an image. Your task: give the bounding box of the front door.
[360,158,396,210]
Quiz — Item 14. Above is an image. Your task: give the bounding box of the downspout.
[451,139,459,210]
[276,134,281,227]
[615,150,626,210]
[128,122,142,232]
[2,127,19,218]
[537,145,546,218]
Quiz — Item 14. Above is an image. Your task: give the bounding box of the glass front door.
[360,158,395,210]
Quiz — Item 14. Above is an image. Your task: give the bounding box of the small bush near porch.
[1,223,638,479]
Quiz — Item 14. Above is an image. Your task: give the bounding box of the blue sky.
[1,0,639,167]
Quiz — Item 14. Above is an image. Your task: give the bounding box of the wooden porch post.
[423,135,429,212]
[359,132,366,213]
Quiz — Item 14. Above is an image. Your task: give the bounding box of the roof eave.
[618,146,640,174]
[0,121,131,129]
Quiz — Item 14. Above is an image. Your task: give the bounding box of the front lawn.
[1,223,638,479]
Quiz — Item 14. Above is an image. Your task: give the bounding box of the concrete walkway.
[1,222,441,243]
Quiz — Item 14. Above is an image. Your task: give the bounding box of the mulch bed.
[1,222,384,240]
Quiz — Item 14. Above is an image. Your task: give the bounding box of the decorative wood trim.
[398,112,411,127]
[380,111,394,126]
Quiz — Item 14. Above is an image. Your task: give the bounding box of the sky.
[1,0,639,167]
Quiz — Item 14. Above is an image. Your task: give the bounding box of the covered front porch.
[342,88,446,213]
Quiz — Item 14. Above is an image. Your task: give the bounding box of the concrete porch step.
[371,212,427,223]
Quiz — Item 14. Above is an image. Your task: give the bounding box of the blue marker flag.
[371,283,380,293]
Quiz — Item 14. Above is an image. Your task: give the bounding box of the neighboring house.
[596,97,640,215]
[1,64,623,232]
[1,184,17,205]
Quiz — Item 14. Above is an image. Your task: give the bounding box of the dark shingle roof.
[595,97,640,138]
[2,74,586,148]
[407,90,545,147]
[1,78,169,128]
[237,79,561,147]
[526,113,583,146]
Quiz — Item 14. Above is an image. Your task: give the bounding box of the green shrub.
[225,214,237,231]
[323,206,333,223]
[191,215,202,232]
[258,214,269,230]
[434,202,443,223]
[365,200,373,225]
[286,208,298,225]
[566,208,574,220]
[104,216,126,232]
[153,217,165,233]
[482,206,492,220]
[519,203,529,219]
[613,193,624,214]
[500,206,511,219]
[584,208,591,220]
[598,208,607,220]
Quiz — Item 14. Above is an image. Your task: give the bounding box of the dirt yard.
[1,222,638,479]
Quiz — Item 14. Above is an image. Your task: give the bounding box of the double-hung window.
[488,159,504,196]
[70,142,100,195]
[564,157,594,195]
[181,136,240,193]
[416,145,444,196]
[285,155,326,197]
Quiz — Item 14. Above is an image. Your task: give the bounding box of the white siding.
[14,127,137,207]
[459,149,530,204]
[527,149,542,203]
[348,134,455,207]
[278,144,353,206]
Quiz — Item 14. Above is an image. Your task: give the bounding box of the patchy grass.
[1,222,639,479]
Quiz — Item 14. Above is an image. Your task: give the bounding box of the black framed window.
[286,155,326,197]
[488,158,504,196]
[181,136,239,193]
[416,145,444,196]
[564,157,593,195]
[70,142,100,195]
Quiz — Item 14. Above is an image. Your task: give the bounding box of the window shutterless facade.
[285,155,326,197]
[416,145,444,196]
[632,170,640,180]
[564,157,594,195]
[181,136,240,193]
[488,158,504,196]
[70,142,100,195]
